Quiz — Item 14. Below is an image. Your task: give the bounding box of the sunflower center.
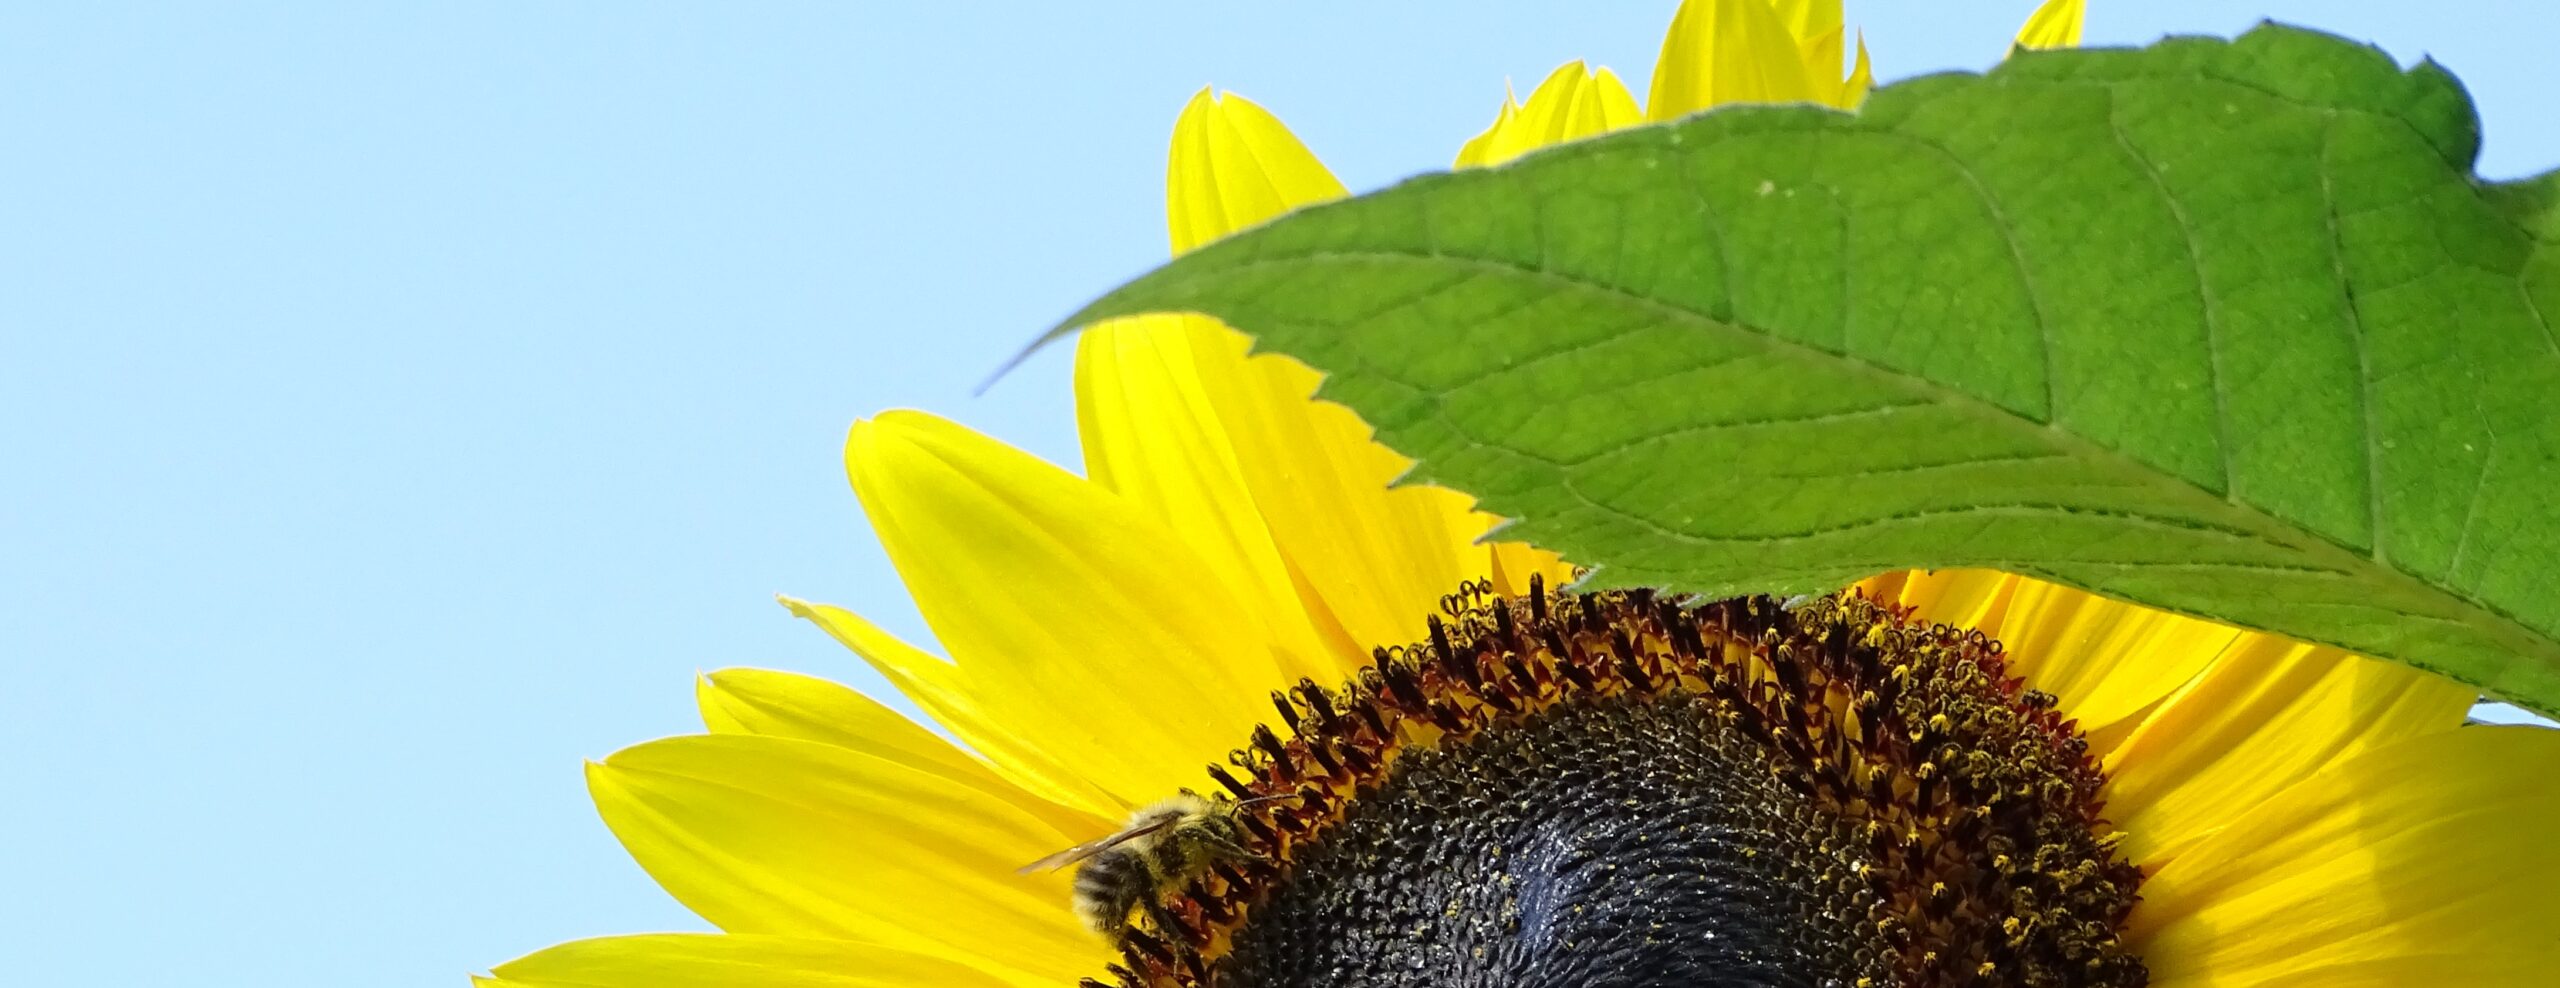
[1219,692,1890,986]
[1082,580,2147,988]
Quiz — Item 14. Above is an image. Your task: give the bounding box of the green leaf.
[1053,25,2560,716]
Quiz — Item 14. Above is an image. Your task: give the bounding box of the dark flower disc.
[1085,579,2147,988]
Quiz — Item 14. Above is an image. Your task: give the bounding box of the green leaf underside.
[1055,25,2560,717]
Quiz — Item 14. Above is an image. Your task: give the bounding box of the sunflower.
[478,1,2560,985]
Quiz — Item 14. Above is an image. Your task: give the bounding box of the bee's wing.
[1014,818,1180,874]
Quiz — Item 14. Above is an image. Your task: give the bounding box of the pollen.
[1084,578,2147,988]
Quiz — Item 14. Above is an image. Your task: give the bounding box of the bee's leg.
[1132,851,1198,961]
[1138,894,1186,946]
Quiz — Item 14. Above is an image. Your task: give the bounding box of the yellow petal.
[1073,315,1342,682]
[775,597,1127,820]
[1575,67,1646,137]
[1451,84,1523,170]
[478,933,1032,988]
[1647,0,1835,119]
[1177,327,1499,659]
[1862,567,2017,633]
[1988,577,2231,734]
[2130,727,2560,986]
[1485,534,1576,600]
[2013,0,2085,51]
[1453,61,1644,169]
[1147,78,1557,661]
[2099,641,2476,867]
[1770,0,1846,99]
[1851,568,1906,599]
[696,666,954,759]
[844,410,1283,806]
[587,734,1109,980]
[1842,33,1874,107]
[1165,88,1346,255]
[693,667,1098,836]
[1870,569,2232,739]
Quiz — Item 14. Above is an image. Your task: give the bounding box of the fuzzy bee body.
[1068,840,1157,934]
[1020,793,1254,936]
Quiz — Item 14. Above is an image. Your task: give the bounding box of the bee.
[1018,792,1261,936]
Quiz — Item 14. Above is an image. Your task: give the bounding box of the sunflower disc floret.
[1098,579,2146,988]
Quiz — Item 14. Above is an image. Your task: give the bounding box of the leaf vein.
[1870,123,2060,422]
[2105,90,2235,495]
[2316,119,2390,563]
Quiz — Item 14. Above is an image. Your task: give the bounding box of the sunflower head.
[478,4,2560,987]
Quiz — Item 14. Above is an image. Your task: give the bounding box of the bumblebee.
[1020,793,1255,935]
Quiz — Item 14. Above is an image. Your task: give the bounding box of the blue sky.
[2,3,2552,985]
